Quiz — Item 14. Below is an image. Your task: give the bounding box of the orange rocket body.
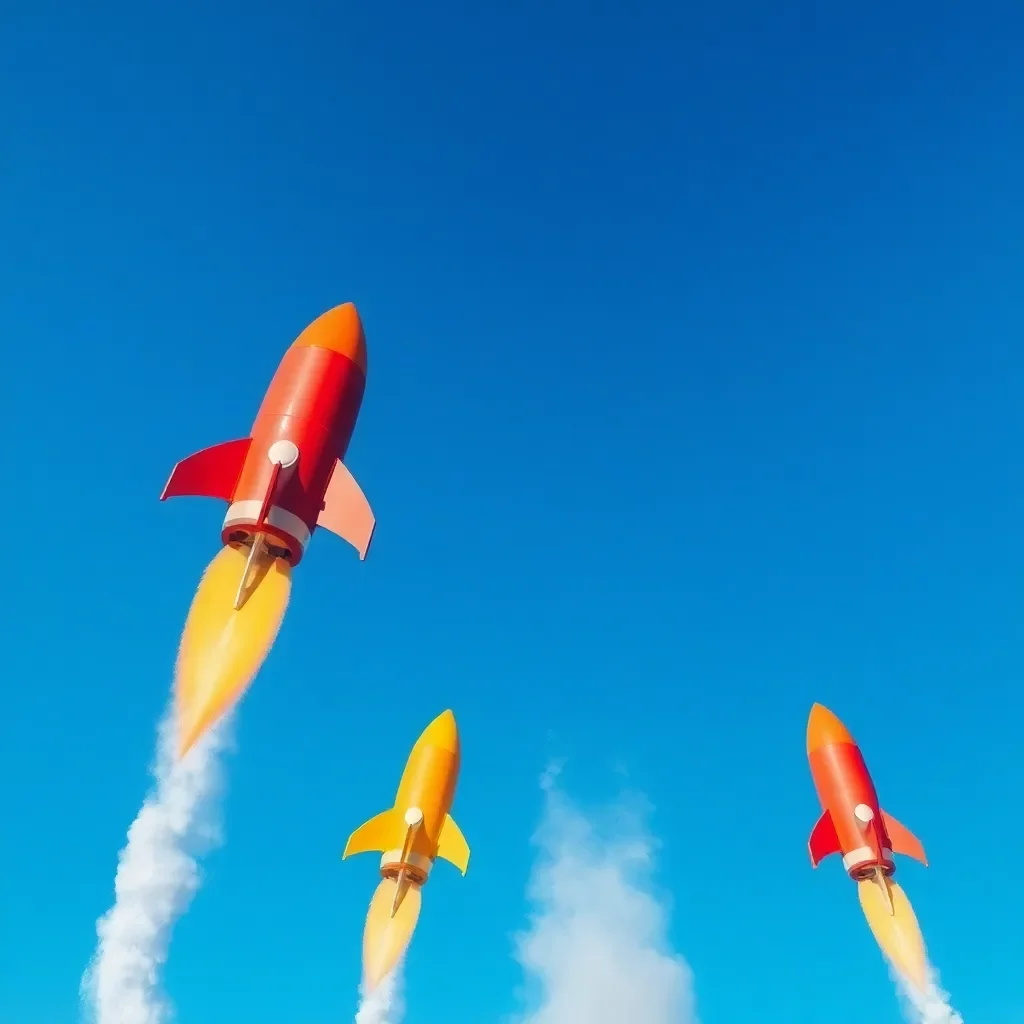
[160,302,375,566]
[344,709,470,884]
[806,703,928,880]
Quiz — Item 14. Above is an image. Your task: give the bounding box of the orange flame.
[175,543,291,757]
[362,877,422,991]
[858,876,928,991]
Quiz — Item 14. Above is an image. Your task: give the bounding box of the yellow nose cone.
[291,302,367,375]
[806,702,856,755]
[418,709,459,755]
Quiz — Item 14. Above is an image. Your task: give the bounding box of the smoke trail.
[511,767,698,1024]
[81,707,233,1024]
[895,964,963,1024]
[354,965,405,1024]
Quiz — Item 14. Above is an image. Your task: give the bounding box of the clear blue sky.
[3,1,1023,1021]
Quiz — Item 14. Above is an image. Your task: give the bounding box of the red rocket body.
[806,703,928,881]
[160,302,375,565]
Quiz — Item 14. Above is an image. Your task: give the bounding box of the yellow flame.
[175,543,292,757]
[858,876,928,992]
[362,877,422,991]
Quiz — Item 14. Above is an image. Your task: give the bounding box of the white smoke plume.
[895,964,963,1024]
[511,766,698,1024]
[81,707,233,1024]
[355,965,405,1024]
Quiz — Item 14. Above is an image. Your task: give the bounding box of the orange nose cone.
[292,302,367,375]
[806,702,856,755]
[417,709,460,755]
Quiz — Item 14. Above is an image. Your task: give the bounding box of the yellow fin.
[436,813,470,874]
[343,809,400,859]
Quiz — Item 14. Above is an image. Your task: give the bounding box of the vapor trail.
[81,707,233,1024]
[355,965,405,1024]
[512,767,698,1024]
[896,964,963,1024]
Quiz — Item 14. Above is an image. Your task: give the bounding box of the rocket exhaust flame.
[175,542,291,757]
[363,877,422,992]
[858,877,928,993]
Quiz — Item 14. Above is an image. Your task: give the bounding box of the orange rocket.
[161,303,375,756]
[807,703,927,887]
[343,709,470,990]
[806,703,930,989]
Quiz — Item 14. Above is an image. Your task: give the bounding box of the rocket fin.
[808,809,841,867]
[881,810,928,867]
[436,813,470,875]
[343,809,400,859]
[161,438,252,502]
[317,459,375,559]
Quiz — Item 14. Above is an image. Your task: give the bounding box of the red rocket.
[161,302,375,607]
[806,703,935,990]
[807,703,928,908]
[160,303,375,756]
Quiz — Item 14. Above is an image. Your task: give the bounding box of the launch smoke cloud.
[81,708,233,1024]
[896,964,963,1024]
[512,768,698,1024]
[355,965,406,1024]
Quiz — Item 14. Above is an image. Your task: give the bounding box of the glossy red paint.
[806,703,927,881]
[161,302,375,566]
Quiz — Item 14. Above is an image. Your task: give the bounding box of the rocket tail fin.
[343,809,401,859]
[161,438,252,502]
[255,460,284,529]
[436,813,470,874]
[808,809,841,867]
[391,870,411,916]
[874,865,894,915]
[317,458,375,559]
[881,810,928,866]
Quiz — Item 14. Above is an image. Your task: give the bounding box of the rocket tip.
[806,702,855,754]
[419,708,459,753]
[292,302,367,374]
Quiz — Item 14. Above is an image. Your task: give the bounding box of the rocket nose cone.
[292,302,367,375]
[419,709,459,754]
[806,702,855,755]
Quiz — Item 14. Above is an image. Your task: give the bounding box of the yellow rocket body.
[343,709,470,989]
[345,708,469,877]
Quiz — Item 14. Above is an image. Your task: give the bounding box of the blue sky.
[3,0,1023,1021]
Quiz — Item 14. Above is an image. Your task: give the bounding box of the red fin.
[881,810,928,867]
[808,810,841,867]
[317,459,375,559]
[161,438,251,502]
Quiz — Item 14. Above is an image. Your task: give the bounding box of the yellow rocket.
[343,709,470,990]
